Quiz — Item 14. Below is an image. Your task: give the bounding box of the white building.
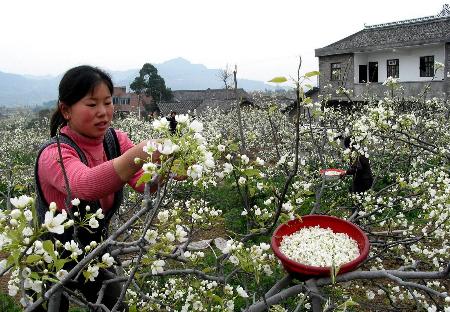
[315,5,450,101]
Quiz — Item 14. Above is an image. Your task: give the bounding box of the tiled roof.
[158,100,202,116]
[172,89,249,101]
[315,15,450,57]
[159,89,252,116]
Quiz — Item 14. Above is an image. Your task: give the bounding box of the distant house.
[158,88,252,116]
[315,5,450,101]
[112,87,152,117]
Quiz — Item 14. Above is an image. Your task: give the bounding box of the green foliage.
[304,70,320,78]
[0,292,21,312]
[268,76,287,83]
[130,63,173,107]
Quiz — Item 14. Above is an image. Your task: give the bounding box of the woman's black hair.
[50,65,114,136]
[343,136,352,149]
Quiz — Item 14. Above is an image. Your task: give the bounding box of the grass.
[0,293,20,312]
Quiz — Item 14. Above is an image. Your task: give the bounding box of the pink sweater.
[38,126,144,212]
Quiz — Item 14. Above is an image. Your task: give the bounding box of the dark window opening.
[112,97,130,105]
[359,65,367,83]
[330,63,342,81]
[368,62,378,83]
[420,56,434,77]
[387,59,399,78]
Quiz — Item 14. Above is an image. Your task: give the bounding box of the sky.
[0,0,447,84]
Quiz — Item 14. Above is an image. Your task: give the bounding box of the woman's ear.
[59,102,71,120]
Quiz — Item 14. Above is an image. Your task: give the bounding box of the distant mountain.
[0,58,277,107]
[0,71,59,107]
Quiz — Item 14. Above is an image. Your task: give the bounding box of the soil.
[0,253,10,294]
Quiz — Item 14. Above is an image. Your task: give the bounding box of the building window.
[330,63,342,81]
[387,59,399,78]
[113,97,130,105]
[359,65,367,83]
[420,56,434,77]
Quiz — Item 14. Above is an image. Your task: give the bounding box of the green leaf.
[30,272,40,279]
[26,255,41,264]
[279,214,290,224]
[304,71,320,78]
[268,76,287,83]
[14,184,25,192]
[228,143,239,152]
[54,259,69,272]
[303,97,312,104]
[136,172,152,186]
[243,169,260,177]
[330,263,341,284]
[43,240,56,259]
[130,305,137,312]
[171,159,187,176]
[268,105,278,114]
[210,294,223,304]
[82,271,90,282]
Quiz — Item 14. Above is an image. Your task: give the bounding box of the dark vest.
[34,128,124,246]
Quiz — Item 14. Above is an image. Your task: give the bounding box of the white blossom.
[145,229,158,244]
[157,139,180,155]
[187,164,203,180]
[102,253,115,267]
[236,286,249,298]
[10,209,21,219]
[56,269,69,281]
[157,210,169,223]
[151,260,165,275]
[89,217,99,229]
[10,195,33,209]
[151,118,169,131]
[238,177,246,185]
[43,210,67,234]
[85,265,99,281]
[175,114,189,123]
[189,120,203,133]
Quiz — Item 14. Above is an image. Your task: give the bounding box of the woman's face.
[62,82,113,139]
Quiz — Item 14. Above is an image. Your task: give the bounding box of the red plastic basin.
[319,168,346,180]
[271,215,370,279]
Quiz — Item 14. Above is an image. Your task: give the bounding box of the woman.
[342,136,373,193]
[35,65,159,311]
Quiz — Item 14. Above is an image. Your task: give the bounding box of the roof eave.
[315,38,450,57]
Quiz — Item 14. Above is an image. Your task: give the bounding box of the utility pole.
[138,94,141,119]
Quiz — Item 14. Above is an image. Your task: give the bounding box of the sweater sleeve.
[38,144,125,201]
[115,130,145,193]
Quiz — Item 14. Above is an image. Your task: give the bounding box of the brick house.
[112,86,152,117]
[315,5,450,101]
